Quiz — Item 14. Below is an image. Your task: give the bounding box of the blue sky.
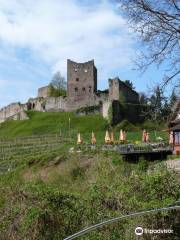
[0,0,170,108]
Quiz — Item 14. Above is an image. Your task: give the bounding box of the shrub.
[114,120,139,131]
[138,157,148,171]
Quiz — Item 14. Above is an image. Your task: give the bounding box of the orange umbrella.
[77,132,83,145]
[105,131,111,144]
[146,132,150,142]
[142,129,146,142]
[119,129,124,141]
[169,131,174,145]
[91,131,96,145]
[110,132,114,144]
[123,131,126,141]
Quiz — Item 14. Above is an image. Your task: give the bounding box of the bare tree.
[118,0,180,90]
[50,71,67,97]
[51,71,66,90]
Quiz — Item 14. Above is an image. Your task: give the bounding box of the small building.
[169,119,180,155]
[169,100,180,155]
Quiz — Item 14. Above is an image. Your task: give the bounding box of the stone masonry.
[38,85,51,98]
[0,59,140,124]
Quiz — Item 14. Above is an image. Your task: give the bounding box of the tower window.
[75,87,78,92]
[84,69,88,73]
[89,86,92,93]
[74,68,78,72]
[76,78,79,82]
[82,87,85,91]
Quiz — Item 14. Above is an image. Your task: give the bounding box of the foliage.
[76,105,101,115]
[0,149,179,239]
[170,90,178,107]
[114,119,139,131]
[137,157,148,171]
[141,119,167,131]
[138,86,177,123]
[49,84,66,97]
[123,80,135,90]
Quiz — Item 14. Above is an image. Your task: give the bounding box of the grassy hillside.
[0,111,168,142]
[0,111,108,138]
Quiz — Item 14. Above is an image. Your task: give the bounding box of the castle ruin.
[0,59,140,124]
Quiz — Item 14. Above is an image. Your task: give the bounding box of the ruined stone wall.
[102,100,111,119]
[66,92,109,112]
[108,78,140,124]
[108,78,139,103]
[11,111,29,121]
[28,97,67,112]
[45,97,67,111]
[67,59,97,105]
[28,98,44,111]
[0,103,27,123]
[119,81,139,103]
[108,78,120,101]
[38,86,51,98]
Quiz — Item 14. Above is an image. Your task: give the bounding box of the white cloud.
[0,0,136,107]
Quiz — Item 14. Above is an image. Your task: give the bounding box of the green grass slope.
[0,111,168,142]
[0,111,108,138]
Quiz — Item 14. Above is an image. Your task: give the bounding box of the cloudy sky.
[0,0,165,108]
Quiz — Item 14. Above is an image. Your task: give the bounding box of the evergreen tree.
[169,90,177,107]
[149,86,165,122]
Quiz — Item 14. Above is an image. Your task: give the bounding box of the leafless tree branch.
[118,0,180,89]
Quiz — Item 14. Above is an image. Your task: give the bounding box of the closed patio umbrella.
[110,132,114,144]
[91,131,96,145]
[142,129,146,142]
[169,131,174,145]
[119,129,124,141]
[105,131,111,144]
[77,132,83,145]
[146,132,150,142]
[123,131,126,141]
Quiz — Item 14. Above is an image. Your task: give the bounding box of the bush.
[70,166,85,180]
[114,120,139,132]
[138,157,148,171]
[141,120,167,131]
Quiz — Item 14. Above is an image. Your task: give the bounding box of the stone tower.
[67,59,97,103]
[108,78,120,101]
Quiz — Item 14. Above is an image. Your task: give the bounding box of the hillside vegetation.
[0,111,108,138]
[0,111,176,239]
[0,111,168,142]
[0,145,179,239]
